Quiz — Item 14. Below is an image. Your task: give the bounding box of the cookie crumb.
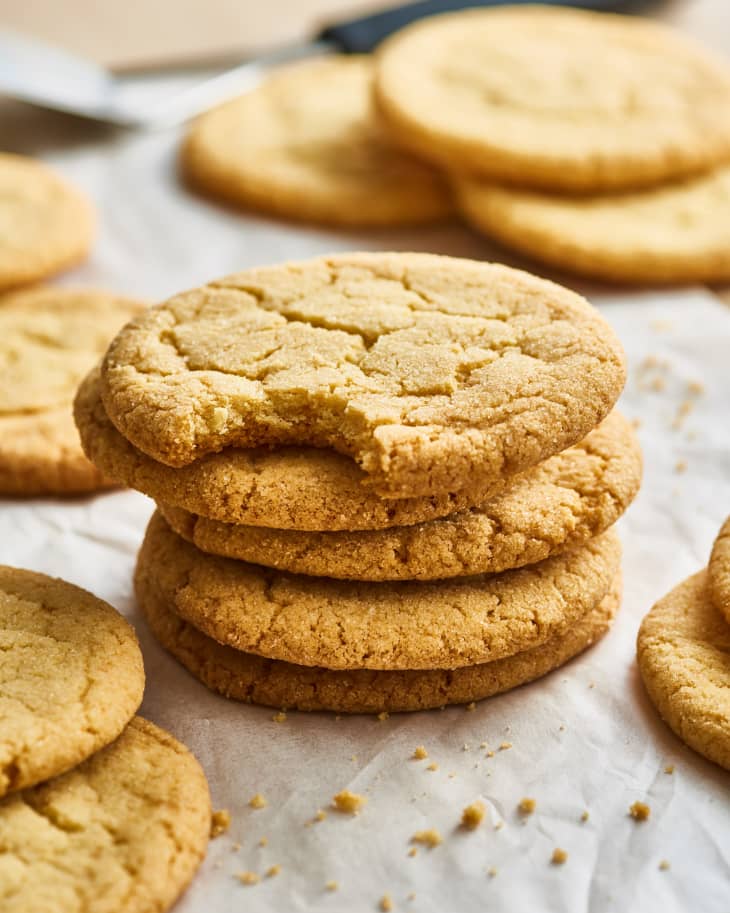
[326,880,338,892]
[333,789,367,814]
[408,847,418,857]
[272,710,287,723]
[659,859,671,871]
[687,380,704,396]
[258,836,268,847]
[674,459,687,474]
[249,793,267,809]
[413,746,428,760]
[380,894,393,912]
[487,866,498,878]
[407,892,416,901]
[461,800,486,830]
[427,762,439,772]
[494,820,504,831]
[377,711,390,722]
[518,797,536,815]
[486,751,495,758]
[664,764,675,775]
[315,809,327,822]
[499,742,512,751]
[411,829,443,848]
[466,702,476,712]
[266,865,281,878]
[232,842,241,851]
[551,848,568,865]
[479,741,488,749]
[629,801,651,821]
[210,809,231,837]
[236,871,259,886]
[580,811,590,823]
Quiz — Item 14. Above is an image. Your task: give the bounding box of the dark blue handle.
[317,0,653,53]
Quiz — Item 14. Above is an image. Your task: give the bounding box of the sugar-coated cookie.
[709,516,730,622]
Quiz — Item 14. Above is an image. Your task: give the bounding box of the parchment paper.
[1,96,729,913]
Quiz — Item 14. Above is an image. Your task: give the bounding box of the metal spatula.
[0,0,653,129]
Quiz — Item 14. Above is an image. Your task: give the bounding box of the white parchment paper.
[1,96,729,913]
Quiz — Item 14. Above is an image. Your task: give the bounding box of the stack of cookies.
[0,565,211,911]
[183,7,730,285]
[76,251,641,714]
[638,516,730,771]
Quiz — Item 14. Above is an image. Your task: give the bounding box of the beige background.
[0,0,728,69]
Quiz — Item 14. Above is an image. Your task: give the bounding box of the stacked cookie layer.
[77,252,640,713]
[638,516,730,771]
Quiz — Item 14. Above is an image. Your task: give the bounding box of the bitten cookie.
[0,566,144,797]
[182,56,451,226]
[76,369,508,530]
[99,253,626,499]
[709,516,730,622]
[135,511,621,671]
[637,571,730,771]
[456,165,730,285]
[159,411,640,580]
[374,6,730,193]
[0,153,94,290]
[0,717,211,913]
[0,287,144,495]
[140,572,622,713]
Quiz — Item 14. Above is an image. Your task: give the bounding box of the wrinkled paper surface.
[2,92,729,913]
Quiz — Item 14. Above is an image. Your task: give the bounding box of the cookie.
[100,253,626,499]
[0,153,94,290]
[0,287,144,495]
[75,369,508,531]
[140,569,621,713]
[182,56,451,227]
[0,565,144,798]
[374,7,730,193]
[637,571,730,771]
[0,717,211,913]
[709,516,730,622]
[159,411,640,580]
[135,510,621,671]
[456,165,730,285]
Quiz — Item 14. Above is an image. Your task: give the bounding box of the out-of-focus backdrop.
[0,0,728,69]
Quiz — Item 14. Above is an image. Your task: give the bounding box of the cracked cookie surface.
[76,370,508,530]
[100,253,625,498]
[0,287,144,494]
[0,566,144,798]
[182,56,451,227]
[709,516,730,622]
[0,153,94,290]
[374,6,730,193]
[139,572,621,713]
[456,165,730,285]
[135,511,621,671]
[0,717,211,913]
[637,571,730,771]
[159,410,640,579]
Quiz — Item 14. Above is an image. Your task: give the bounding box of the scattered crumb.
[480,741,488,749]
[588,681,595,689]
[408,847,418,857]
[315,809,327,822]
[462,743,470,751]
[630,417,642,430]
[232,842,241,851]
[486,751,495,758]
[559,725,566,732]
[659,860,671,871]
[499,742,512,751]
[411,829,443,849]
[664,765,675,775]
[249,793,267,809]
[494,820,504,831]
[671,400,694,430]
[518,798,536,816]
[326,880,338,892]
[580,811,590,823]
[466,702,476,712]
[461,800,487,830]
[210,809,231,838]
[448,772,456,778]
[687,380,704,396]
[427,762,439,772]
[650,320,673,333]
[258,836,268,847]
[333,790,367,814]
[629,801,651,821]
[272,711,287,723]
[407,892,416,901]
[674,459,687,474]
[236,871,259,886]
[266,865,281,878]
[380,894,393,912]
[551,848,568,865]
[487,866,498,878]
[650,376,666,392]
[413,746,428,760]
[377,711,390,722]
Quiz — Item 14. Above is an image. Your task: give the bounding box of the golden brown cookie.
[456,165,730,285]
[182,56,452,227]
[159,411,640,580]
[135,510,621,671]
[637,571,730,771]
[0,153,94,290]
[0,566,144,798]
[374,7,730,193]
[0,287,144,495]
[100,253,626,499]
[75,369,508,530]
[709,516,730,622]
[139,570,621,713]
[0,717,211,913]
